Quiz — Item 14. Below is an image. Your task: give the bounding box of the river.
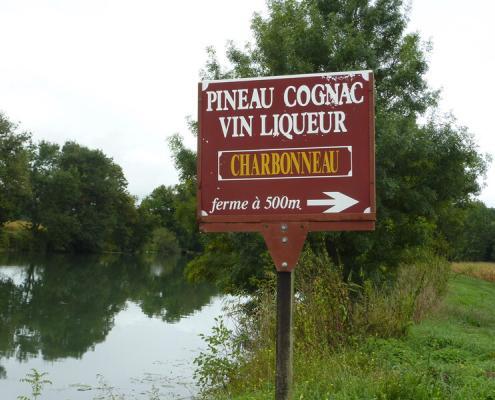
[0,252,226,399]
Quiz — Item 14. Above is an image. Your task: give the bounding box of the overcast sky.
[0,0,493,206]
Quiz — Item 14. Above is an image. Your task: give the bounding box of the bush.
[2,226,34,252]
[353,253,450,337]
[294,248,354,350]
[194,247,451,397]
[144,227,180,255]
[194,317,245,395]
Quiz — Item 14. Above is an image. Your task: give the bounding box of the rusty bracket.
[261,222,308,272]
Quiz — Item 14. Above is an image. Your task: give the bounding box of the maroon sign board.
[197,70,375,399]
[198,71,375,271]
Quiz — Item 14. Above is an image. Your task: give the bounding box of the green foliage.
[17,368,52,400]
[0,228,8,250]
[186,232,272,293]
[188,0,490,291]
[1,226,34,252]
[185,234,239,284]
[168,133,197,183]
[211,0,437,113]
[27,141,142,253]
[139,185,177,231]
[144,227,179,255]
[0,111,152,254]
[0,113,32,225]
[352,252,450,337]
[293,248,354,349]
[168,134,202,252]
[194,317,244,395]
[137,133,201,253]
[138,134,202,254]
[137,133,201,254]
[194,249,451,397]
[197,271,495,399]
[451,202,495,261]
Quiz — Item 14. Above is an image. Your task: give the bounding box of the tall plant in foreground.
[17,369,52,400]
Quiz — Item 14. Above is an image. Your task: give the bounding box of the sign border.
[197,71,376,232]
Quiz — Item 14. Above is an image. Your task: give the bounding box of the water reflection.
[0,253,217,366]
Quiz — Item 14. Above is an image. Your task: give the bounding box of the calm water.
[0,253,226,399]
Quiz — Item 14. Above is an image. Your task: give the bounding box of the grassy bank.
[0,221,35,252]
[206,263,495,399]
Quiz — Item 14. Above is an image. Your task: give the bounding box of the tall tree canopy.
[0,113,32,224]
[29,141,141,252]
[138,132,201,253]
[452,201,495,262]
[185,0,489,291]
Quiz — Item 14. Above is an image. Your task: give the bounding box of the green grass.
[213,273,495,399]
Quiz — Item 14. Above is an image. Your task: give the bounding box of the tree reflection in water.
[0,253,217,372]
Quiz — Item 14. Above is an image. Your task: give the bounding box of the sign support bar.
[261,222,302,398]
[276,270,294,400]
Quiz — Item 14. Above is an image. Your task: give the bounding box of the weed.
[194,317,244,396]
[17,369,52,400]
[353,254,450,337]
[93,374,127,400]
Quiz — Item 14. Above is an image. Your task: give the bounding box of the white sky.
[0,0,493,206]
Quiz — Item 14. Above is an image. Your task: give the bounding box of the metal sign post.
[197,71,375,399]
[276,269,294,399]
[263,222,307,399]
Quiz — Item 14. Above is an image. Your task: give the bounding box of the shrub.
[194,247,451,397]
[4,226,34,252]
[353,253,450,337]
[294,248,354,350]
[194,317,244,395]
[145,227,180,255]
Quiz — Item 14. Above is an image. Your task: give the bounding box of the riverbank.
[210,263,495,399]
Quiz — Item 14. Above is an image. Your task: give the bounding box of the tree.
[167,133,201,252]
[137,119,201,254]
[29,141,142,252]
[139,185,177,230]
[185,0,488,292]
[452,202,495,261]
[0,113,32,224]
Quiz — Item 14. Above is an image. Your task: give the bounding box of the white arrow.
[307,192,359,213]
